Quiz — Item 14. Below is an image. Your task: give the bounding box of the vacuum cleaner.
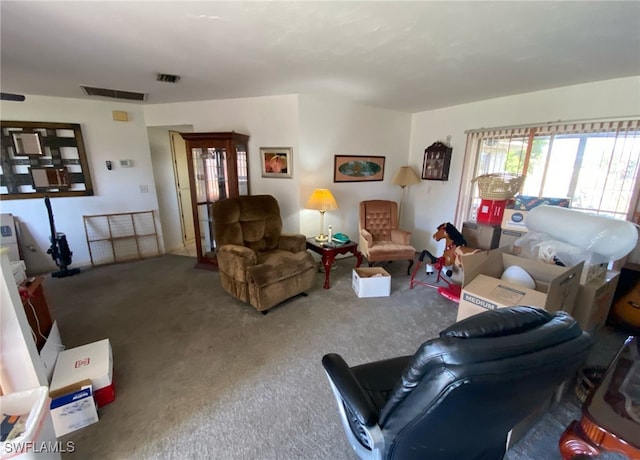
[45,197,80,278]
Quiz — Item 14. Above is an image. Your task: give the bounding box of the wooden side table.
[306,239,363,289]
[559,336,640,459]
[19,276,54,351]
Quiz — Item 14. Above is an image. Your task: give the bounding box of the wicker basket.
[473,173,524,200]
[574,366,607,403]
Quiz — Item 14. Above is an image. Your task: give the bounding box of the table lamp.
[305,189,339,241]
[392,166,420,221]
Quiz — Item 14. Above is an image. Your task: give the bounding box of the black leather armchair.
[322,306,593,460]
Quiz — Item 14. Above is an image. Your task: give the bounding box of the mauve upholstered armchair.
[322,306,592,460]
[358,200,416,275]
[211,195,316,313]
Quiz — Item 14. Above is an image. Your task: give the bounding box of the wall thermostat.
[119,160,133,168]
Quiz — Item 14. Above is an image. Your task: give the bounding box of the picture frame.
[260,147,292,178]
[30,166,71,191]
[333,155,385,182]
[12,131,43,156]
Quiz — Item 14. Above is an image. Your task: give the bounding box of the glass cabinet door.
[181,132,250,270]
[236,142,249,196]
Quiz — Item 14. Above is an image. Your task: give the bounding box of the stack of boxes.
[0,214,26,285]
[456,247,583,322]
[500,196,571,250]
[48,338,115,437]
[462,194,622,336]
[572,270,620,336]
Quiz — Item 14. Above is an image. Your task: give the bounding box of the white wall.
[147,125,192,253]
[144,94,412,245]
[298,95,412,239]
[143,95,302,235]
[0,250,47,392]
[408,76,640,255]
[1,96,160,274]
[4,77,638,272]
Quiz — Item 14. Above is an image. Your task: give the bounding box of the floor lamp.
[392,166,420,224]
[305,189,339,241]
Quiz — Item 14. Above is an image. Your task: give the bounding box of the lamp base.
[315,234,329,242]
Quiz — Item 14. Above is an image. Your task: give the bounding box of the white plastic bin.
[1,386,59,459]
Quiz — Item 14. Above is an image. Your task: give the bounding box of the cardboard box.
[50,338,115,407]
[49,379,99,437]
[579,260,608,285]
[512,195,571,210]
[0,213,20,262]
[502,196,570,232]
[572,271,620,335]
[10,260,26,285]
[462,222,501,250]
[39,320,63,382]
[501,209,530,232]
[477,199,508,225]
[506,393,553,449]
[499,229,527,251]
[352,267,391,298]
[457,248,583,322]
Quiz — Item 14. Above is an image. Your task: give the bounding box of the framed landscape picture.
[333,155,385,182]
[260,147,292,178]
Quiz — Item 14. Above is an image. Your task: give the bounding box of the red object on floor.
[477,199,508,225]
[438,285,461,302]
[94,372,116,407]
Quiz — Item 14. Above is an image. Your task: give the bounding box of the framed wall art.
[260,147,292,178]
[333,155,385,183]
[1,120,94,199]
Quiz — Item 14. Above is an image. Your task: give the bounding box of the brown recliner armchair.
[211,195,317,313]
[359,200,416,275]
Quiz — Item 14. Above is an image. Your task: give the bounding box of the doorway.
[169,131,196,255]
[147,125,194,257]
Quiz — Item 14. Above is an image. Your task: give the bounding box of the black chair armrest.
[322,353,379,426]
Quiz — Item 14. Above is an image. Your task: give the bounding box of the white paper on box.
[49,380,99,437]
[489,284,527,304]
[50,339,112,392]
[0,214,20,262]
[10,260,26,285]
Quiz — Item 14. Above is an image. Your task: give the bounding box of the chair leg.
[407,259,414,276]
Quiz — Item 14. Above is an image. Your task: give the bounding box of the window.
[458,120,640,223]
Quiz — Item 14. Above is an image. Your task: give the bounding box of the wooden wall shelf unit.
[180,132,250,270]
[422,141,453,181]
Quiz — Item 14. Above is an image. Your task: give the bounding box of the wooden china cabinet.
[180,132,250,270]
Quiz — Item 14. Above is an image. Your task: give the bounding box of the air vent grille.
[156,73,180,83]
[81,86,146,101]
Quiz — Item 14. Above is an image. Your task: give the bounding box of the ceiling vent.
[156,73,180,83]
[81,86,146,101]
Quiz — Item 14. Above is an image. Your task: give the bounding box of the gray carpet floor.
[42,254,629,459]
